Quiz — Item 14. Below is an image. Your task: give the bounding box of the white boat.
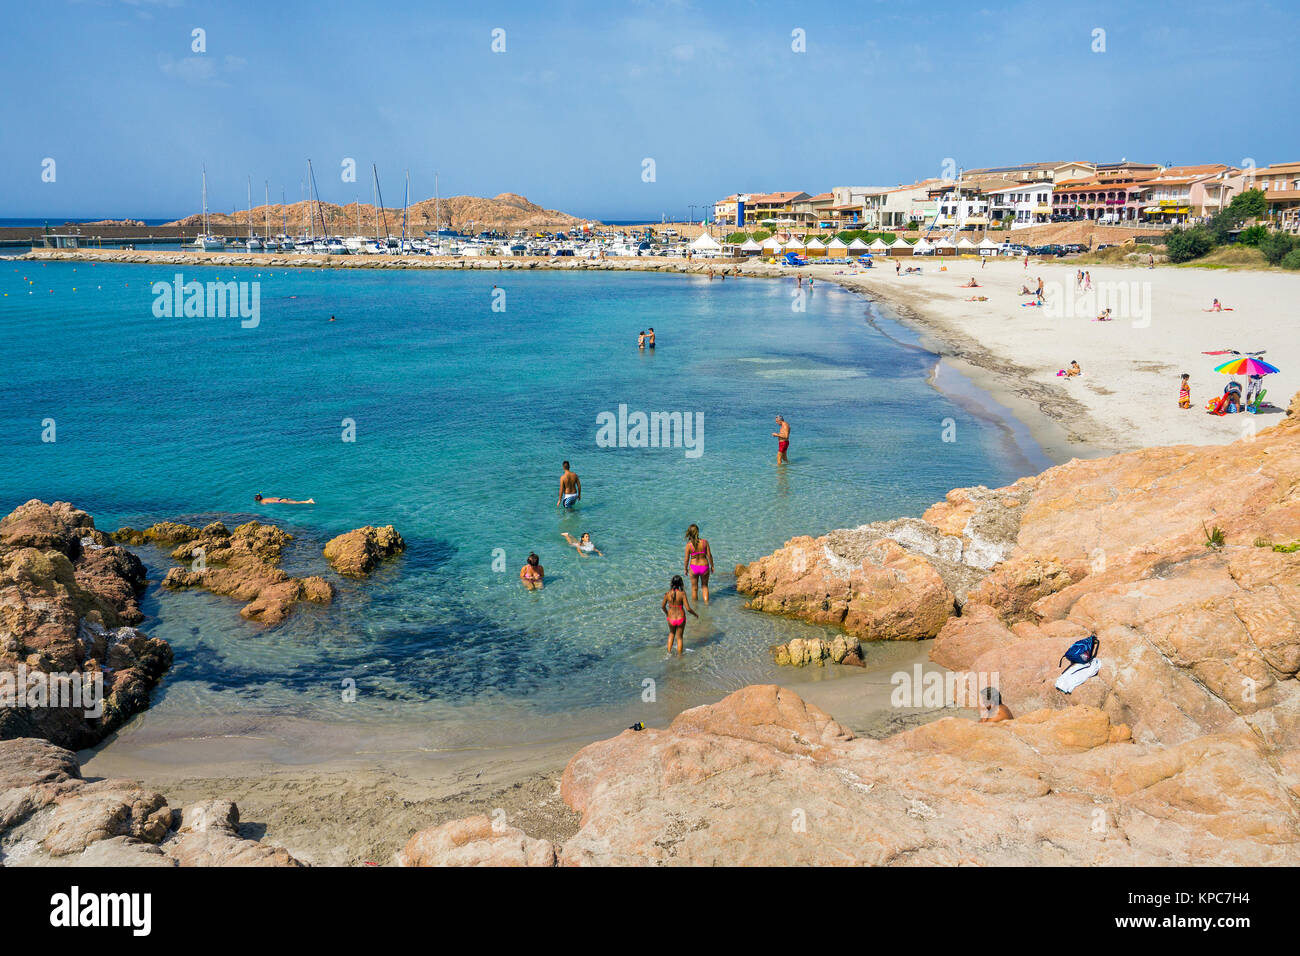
[246,238,263,251]
[197,166,225,250]
[344,236,369,254]
[325,237,351,255]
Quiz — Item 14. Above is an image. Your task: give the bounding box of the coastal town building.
[1250,161,1300,233]
[982,182,1054,229]
[712,194,745,226]
[1052,175,1148,223]
[743,191,810,225]
[928,182,990,231]
[1094,161,1162,182]
[861,179,947,229]
[963,161,1095,184]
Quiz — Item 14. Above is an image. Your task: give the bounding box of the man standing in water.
[772,415,790,464]
[557,461,581,509]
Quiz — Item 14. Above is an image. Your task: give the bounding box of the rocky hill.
[171,192,591,234]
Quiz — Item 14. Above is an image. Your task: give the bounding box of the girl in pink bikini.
[683,524,714,603]
[661,574,699,656]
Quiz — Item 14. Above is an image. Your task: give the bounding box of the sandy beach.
[809,257,1300,459]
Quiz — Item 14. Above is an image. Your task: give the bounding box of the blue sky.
[2,0,1297,220]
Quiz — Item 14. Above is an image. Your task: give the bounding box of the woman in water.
[683,524,714,603]
[661,574,699,656]
[561,531,603,556]
[519,553,544,590]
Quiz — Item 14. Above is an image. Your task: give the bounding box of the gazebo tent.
[867,237,891,253]
[934,237,958,257]
[891,238,915,256]
[689,231,722,257]
[847,237,870,256]
[782,238,806,253]
[912,238,934,255]
[978,235,1001,254]
[826,237,849,258]
[740,238,763,256]
[956,236,978,251]
[760,236,783,254]
[804,237,827,257]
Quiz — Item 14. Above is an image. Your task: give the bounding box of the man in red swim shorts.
[772,415,790,464]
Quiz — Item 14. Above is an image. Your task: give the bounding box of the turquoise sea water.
[0,261,1038,752]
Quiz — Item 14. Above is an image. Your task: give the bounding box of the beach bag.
[1059,635,1099,671]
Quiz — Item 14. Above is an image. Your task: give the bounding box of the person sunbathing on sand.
[960,278,980,288]
[966,295,988,302]
[1018,284,1035,295]
[1204,298,1233,312]
[1066,360,1082,377]
[255,493,315,504]
[978,686,1014,723]
[1095,308,1112,321]
[561,531,603,556]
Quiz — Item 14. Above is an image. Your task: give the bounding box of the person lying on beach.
[960,278,980,288]
[561,531,603,557]
[1066,361,1082,377]
[520,553,544,590]
[1204,298,1233,312]
[966,295,989,302]
[978,686,1014,723]
[1018,285,1035,295]
[904,266,922,275]
[1095,308,1112,321]
[254,493,315,504]
[661,574,699,656]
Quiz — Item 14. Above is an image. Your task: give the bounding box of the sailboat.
[261,182,280,251]
[197,166,225,251]
[245,177,263,251]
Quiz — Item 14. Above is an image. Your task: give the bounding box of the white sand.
[801,258,1300,459]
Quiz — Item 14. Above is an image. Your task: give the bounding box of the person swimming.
[661,574,699,656]
[646,327,656,349]
[561,531,603,556]
[638,330,646,350]
[255,493,315,504]
[683,523,714,603]
[519,552,544,590]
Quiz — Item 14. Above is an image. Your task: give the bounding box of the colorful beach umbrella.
[1214,357,1279,376]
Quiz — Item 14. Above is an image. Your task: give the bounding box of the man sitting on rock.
[978,686,1014,723]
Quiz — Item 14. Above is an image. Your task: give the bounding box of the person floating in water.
[557,461,581,509]
[520,553,544,590]
[661,574,699,656]
[561,531,603,556]
[255,493,315,504]
[772,415,790,464]
[683,523,714,603]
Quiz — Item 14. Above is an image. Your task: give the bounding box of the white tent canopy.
[912,238,934,252]
[783,238,806,251]
[740,238,762,252]
[804,237,827,250]
[760,236,783,251]
[867,238,891,250]
[690,231,722,252]
[956,237,977,248]
[826,237,849,251]
[847,238,870,251]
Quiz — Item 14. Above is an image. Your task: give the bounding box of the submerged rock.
[323,525,405,577]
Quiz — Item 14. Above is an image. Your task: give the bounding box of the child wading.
[1179,373,1192,409]
[661,574,699,656]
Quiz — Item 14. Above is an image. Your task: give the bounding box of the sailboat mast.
[247,176,253,239]
[402,170,409,249]
[264,182,270,239]
[202,165,209,235]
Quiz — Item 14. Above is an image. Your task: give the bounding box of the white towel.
[1055,658,1100,694]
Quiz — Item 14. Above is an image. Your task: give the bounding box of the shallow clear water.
[0,261,1035,750]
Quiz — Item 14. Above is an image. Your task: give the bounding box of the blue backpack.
[1059,635,1099,671]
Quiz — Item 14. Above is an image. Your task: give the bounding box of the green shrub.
[1282,249,1300,270]
[1237,224,1268,246]
[1164,226,1216,263]
[1260,230,1300,265]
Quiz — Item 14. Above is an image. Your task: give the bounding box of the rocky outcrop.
[411,683,1298,866]
[0,737,300,866]
[0,501,172,749]
[397,815,557,867]
[770,634,863,667]
[323,525,405,578]
[115,519,334,626]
